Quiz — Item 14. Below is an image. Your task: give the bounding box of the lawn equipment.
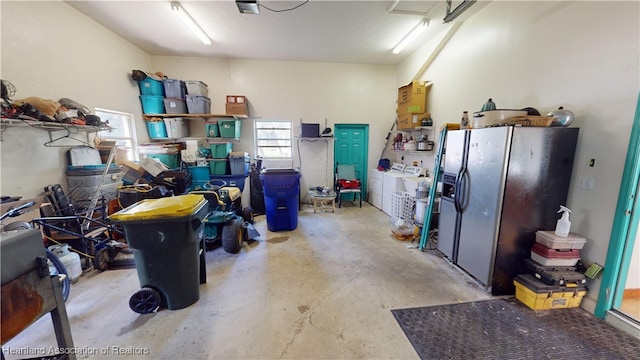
[190,179,259,254]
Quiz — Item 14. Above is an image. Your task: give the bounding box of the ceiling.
[66,0,487,65]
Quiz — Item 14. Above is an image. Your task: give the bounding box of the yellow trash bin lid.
[110,194,206,222]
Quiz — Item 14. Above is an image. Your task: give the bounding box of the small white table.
[307,189,336,213]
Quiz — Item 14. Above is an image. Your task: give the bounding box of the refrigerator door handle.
[454,167,464,213]
[458,167,469,211]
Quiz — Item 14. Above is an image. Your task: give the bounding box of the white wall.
[0,1,151,198]
[150,56,396,196]
[0,1,396,201]
[398,1,640,307]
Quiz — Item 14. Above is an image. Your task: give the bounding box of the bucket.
[416,182,429,199]
[48,244,82,282]
[415,198,429,224]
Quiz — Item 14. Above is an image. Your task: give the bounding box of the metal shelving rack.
[0,117,112,145]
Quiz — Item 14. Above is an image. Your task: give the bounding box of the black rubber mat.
[392,298,640,360]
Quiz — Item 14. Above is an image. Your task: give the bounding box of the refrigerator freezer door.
[456,127,511,287]
[438,197,457,260]
[443,130,465,175]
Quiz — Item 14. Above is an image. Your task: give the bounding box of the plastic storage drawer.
[187,166,210,181]
[219,120,242,138]
[205,123,219,138]
[209,159,229,175]
[140,95,165,114]
[138,77,165,96]
[163,99,187,114]
[514,274,587,310]
[67,181,122,203]
[163,117,189,138]
[148,153,179,169]
[163,79,187,99]
[147,121,168,139]
[524,258,586,286]
[185,81,208,96]
[531,243,580,267]
[535,231,586,250]
[229,152,250,175]
[67,166,123,188]
[186,95,211,114]
[210,142,233,158]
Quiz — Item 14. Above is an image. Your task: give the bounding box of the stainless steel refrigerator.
[438,126,579,295]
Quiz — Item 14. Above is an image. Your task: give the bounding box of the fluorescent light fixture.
[392,18,429,55]
[443,0,476,23]
[170,2,211,45]
[236,0,260,15]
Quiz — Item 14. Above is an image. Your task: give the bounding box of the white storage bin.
[535,230,586,250]
[163,117,190,138]
[185,80,208,96]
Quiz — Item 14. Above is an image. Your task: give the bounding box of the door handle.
[453,167,464,213]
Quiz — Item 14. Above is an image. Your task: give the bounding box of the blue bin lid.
[260,168,300,175]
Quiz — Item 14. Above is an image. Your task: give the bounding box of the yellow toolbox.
[514,274,587,310]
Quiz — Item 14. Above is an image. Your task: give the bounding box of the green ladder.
[419,126,448,251]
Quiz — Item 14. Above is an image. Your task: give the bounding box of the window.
[254,120,292,159]
[94,108,139,161]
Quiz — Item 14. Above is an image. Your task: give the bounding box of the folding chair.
[335,163,362,208]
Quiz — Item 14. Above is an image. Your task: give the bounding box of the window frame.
[254,120,293,160]
[94,108,139,161]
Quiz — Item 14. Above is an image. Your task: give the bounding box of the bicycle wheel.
[46,248,70,302]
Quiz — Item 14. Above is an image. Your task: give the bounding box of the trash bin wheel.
[242,207,255,224]
[129,287,162,314]
[222,218,243,254]
[93,247,112,271]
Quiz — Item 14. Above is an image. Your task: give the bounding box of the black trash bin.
[110,194,208,313]
[260,168,301,232]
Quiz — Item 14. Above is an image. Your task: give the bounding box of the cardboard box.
[397,81,432,115]
[397,113,429,130]
[226,95,247,104]
[225,102,249,116]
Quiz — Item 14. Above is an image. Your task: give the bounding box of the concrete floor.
[3,202,492,359]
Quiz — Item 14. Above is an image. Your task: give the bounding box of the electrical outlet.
[578,177,588,189]
[578,177,594,190]
[585,177,594,190]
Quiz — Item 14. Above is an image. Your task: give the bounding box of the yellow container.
[514,275,587,310]
[109,194,206,222]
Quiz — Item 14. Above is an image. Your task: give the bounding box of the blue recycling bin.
[260,168,301,232]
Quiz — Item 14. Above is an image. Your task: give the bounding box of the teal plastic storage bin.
[146,121,168,139]
[140,95,165,114]
[219,120,242,138]
[149,154,179,169]
[138,78,165,96]
[210,143,233,158]
[209,159,229,175]
[188,166,210,181]
[205,123,219,138]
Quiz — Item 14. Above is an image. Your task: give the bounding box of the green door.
[334,124,369,200]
